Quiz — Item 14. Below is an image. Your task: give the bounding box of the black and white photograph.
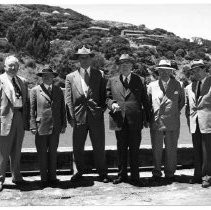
[0,0,211,206]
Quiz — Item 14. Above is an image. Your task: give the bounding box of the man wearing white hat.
[148,59,185,183]
[106,54,151,186]
[65,46,109,183]
[185,59,211,188]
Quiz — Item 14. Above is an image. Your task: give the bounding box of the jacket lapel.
[160,78,173,105]
[116,75,125,97]
[0,73,14,104]
[198,76,209,104]
[16,76,26,105]
[73,70,84,96]
[39,84,52,103]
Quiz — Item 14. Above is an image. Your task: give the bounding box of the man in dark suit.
[185,59,211,188]
[65,46,109,183]
[0,55,30,191]
[30,67,66,186]
[106,54,151,186]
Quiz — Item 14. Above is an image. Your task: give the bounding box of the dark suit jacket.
[65,68,106,126]
[30,84,67,135]
[106,73,151,130]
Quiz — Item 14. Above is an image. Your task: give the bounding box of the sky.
[3,0,211,40]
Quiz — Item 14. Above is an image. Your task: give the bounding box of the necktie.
[196,81,201,99]
[84,69,90,85]
[124,77,129,89]
[12,77,22,99]
[47,86,52,95]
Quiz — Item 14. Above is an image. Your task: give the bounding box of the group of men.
[0,45,211,192]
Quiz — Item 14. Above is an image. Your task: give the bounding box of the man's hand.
[61,127,66,134]
[31,129,37,135]
[112,103,121,113]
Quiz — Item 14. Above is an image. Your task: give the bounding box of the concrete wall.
[6,144,194,174]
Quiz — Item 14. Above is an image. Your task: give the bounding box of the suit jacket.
[65,68,106,126]
[30,84,67,135]
[148,78,185,131]
[106,73,151,130]
[185,76,211,134]
[0,73,30,136]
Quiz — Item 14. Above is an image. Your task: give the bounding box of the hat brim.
[73,53,95,60]
[190,64,205,70]
[37,72,58,77]
[118,59,135,64]
[155,66,175,71]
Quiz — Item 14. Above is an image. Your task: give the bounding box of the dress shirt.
[79,66,90,96]
[44,84,52,92]
[122,73,131,84]
[161,78,170,91]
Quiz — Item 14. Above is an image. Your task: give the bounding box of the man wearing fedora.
[185,59,211,188]
[0,55,30,191]
[30,66,66,186]
[148,59,185,183]
[65,46,109,183]
[106,54,151,186]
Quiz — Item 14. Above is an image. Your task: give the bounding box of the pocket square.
[174,91,178,94]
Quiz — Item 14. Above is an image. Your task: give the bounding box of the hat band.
[191,63,204,69]
[157,64,172,68]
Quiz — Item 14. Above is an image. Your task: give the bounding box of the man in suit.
[0,55,30,191]
[65,46,109,183]
[185,59,211,188]
[148,60,185,183]
[106,54,151,186]
[30,67,66,186]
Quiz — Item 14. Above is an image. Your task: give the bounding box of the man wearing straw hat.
[185,59,211,188]
[148,59,185,183]
[65,45,109,183]
[106,54,151,186]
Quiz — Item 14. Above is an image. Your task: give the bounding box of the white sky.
[3,0,211,40]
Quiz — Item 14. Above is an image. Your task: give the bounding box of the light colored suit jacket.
[148,78,185,131]
[0,73,30,136]
[30,84,66,135]
[185,76,211,134]
[65,68,106,126]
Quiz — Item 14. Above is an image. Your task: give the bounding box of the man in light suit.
[148,60,185,183]
[0,55,30,191]
[65,46,109,183]
[30,67,66,186]
[106,54,151,186]
[185,59,211,188]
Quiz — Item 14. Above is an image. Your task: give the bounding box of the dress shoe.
[165,176,176,183]
[113,176,128,184]
[49,179,60,186]
[39,181,49,188]
[202,180,211,188]
[70,172,83,182]
[0,181,3,192]
[99,175,110,183]
[130,179,142,187]
[189,177,202,184]
[152,176,163,182]
[12,179,27,185]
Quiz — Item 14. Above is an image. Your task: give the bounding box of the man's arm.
[65,75,76,127]
[178,82,185,111]
[29,88,37,133]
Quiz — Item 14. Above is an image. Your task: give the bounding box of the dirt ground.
[0,169,211,206]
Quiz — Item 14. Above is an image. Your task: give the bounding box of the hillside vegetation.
[0,4,211,88]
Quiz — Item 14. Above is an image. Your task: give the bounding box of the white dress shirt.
[161,78,170,91]
[122,73,131,83]
[79,66,90,96]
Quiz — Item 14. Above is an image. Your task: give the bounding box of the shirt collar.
[122,73,131,82]
[80,66,90,74]
[161,78,170,85]
[44,84,52,90]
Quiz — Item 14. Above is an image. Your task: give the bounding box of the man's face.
[4,59,19,77]
[119,60,133,76]
[190,67,206,81]
[42,73,54,85]
[158,68,172,80]
[78,54,91,69]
